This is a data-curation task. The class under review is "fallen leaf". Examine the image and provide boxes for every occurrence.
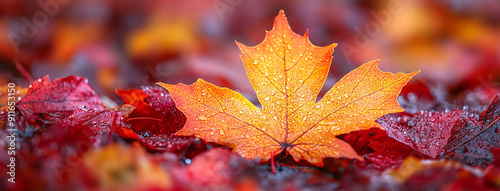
[54,108,130,145]
[116,86,188,152]
[158,10,418,165]
[17,76,105,124]
[365,135,421,170]
[378,110,462,158]
[83,143,172,190]
[445,96,500,166]
[116,86,186,138]
[338,128,386,156]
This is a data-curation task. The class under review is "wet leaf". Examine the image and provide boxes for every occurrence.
[365,135,420,170]
[83,143,172,190]
[378,110,462,158]
[116,86,187,151]
[159,11,418,166]
[55,108,130,144]
[17,76,105,124]
[445,96,500,166]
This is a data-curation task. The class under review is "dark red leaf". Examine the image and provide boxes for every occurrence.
[116,86,186,151]
[445,96,500,167]
[338,128,386,156]
[55,108,131,144]
[17,76,105,124]
[365,135,422,170]
[378,110,462,158]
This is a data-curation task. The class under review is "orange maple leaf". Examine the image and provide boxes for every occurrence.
[158,10,418,166]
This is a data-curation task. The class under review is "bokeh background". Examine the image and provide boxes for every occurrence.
[1,0,499,104]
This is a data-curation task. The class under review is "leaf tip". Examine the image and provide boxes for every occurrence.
[329,43,338,49]
[408,70,420,77]
[235,40,247,51]
[274,10,290,30]
[278,9,285,17]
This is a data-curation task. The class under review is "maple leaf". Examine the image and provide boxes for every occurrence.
[158,10,418,166]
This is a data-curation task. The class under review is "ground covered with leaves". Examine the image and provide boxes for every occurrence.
[1,74,500,190]
[1,10,500,191]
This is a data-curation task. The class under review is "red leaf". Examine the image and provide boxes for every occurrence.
[170,148,251,189]
[365,135,421,170]
[445,96,500,167]
[338,128,386,156]
[378,110,462,158]
[116,86,187,151]
[117,87,186,137]
[17,76,105,124]
[55,108,130,144]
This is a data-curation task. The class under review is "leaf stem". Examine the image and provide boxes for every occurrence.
[271,150,276,174]
[126,117,163,122]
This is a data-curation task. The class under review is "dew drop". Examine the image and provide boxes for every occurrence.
[197,116,207,121]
